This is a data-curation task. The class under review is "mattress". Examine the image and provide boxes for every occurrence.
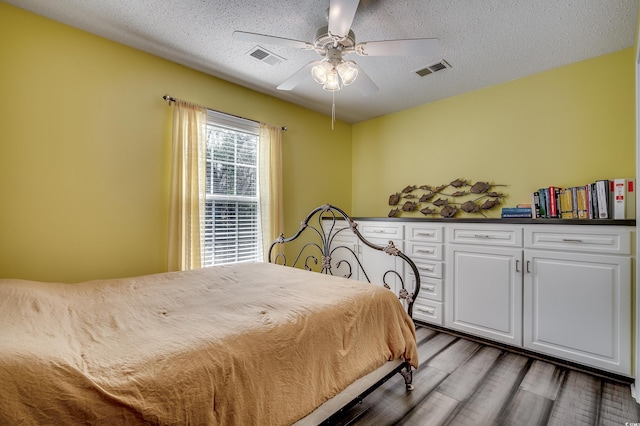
[0,262,418,425]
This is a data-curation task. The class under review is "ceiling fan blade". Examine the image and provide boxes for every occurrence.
[328,0,360,39]
[355,38,439,57]
[276,62,317,91]
[232,31,314,50]
[352,63,379,96]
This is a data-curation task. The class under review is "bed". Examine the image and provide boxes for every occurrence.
[0,204,421,425]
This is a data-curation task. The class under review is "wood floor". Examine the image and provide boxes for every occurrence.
[330,326,640,426]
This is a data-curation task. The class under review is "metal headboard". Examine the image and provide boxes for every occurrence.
[268,204,421,317]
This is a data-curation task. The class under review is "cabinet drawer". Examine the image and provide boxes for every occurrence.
[418,276,442,302]
[524,226,633,255]
[406,274,442,302]
[413,299,443,325]
[359,222,404,240]
[414,260,443,279]
[448,225,523,247]
[407,241,443,261]
[406,224,443,243]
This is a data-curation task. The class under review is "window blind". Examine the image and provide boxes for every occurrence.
[203,111,261,266]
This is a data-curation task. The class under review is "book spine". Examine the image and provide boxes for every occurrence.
[530,192,541,218]
[613,178,626,219]
[596,180,609,219]
[538,188,547,218]
[559,188,573,219]
[576,186,587,219]
[570,186,578,218]
[548,186,558,218]
[585,184,592,219]
[626,178,636,219]
[591,183,599,219]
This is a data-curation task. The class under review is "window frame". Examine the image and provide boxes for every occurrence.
[203,110,262,266]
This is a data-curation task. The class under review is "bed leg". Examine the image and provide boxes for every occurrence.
[400,364,414,391]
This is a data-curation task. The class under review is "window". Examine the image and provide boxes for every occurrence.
[204,110,261,266]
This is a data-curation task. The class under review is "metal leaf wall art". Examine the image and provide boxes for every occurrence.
[388,179,506,218]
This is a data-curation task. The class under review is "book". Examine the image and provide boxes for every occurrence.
[590,183,599,219]
[576,186,587,218]
[502,213,532,218]
[595,180,609,219]
[548,186,560,218]
[585,184,593,219]
[611,178,636,219]
[626,178,636,219]
[558,188,574,219]
[530,192,541,218]
[613,178,626,219]
[538,188,547,218]
[501,207,532,218]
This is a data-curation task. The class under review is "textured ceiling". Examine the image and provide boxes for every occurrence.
[4,0,638,123]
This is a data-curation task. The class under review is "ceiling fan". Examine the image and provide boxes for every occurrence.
[232,0,439,96]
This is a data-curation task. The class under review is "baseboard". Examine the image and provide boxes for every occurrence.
[415,320,634,385]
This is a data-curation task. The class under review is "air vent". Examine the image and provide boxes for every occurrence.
[247,46,284,66]
[414,60,451,77]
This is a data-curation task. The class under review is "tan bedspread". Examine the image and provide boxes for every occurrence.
[0,262,417,425]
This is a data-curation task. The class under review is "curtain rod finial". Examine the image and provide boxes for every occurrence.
[163,94,175,104]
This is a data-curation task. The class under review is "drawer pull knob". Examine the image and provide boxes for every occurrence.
[562,238,583,243]
[420,267,434,272]
[473,234,492,239]
[417,232,434,237]
[424,285,435,292]
[417,307,435,315]
[416,249,434,254]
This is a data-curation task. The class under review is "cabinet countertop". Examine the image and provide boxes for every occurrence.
[345,217,636,226]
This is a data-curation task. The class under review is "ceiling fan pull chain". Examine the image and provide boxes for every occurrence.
[332,91,336,130]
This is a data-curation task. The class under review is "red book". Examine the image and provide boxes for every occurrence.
[548,186,560,218]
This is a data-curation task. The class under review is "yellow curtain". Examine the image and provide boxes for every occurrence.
[259,123,284,262]
[168,101,207,271]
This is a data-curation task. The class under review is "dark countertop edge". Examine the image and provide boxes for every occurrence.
[327,217,636,226]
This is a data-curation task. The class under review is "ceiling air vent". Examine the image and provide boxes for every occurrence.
[414,60,451,77]
[247,46,284,66]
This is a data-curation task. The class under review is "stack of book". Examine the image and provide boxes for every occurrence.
[530,179,635,220]
[501,206,533,218]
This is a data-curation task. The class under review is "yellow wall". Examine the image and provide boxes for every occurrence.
[1,2,636,281]
[352,48,636,217]
[0,3,352,282]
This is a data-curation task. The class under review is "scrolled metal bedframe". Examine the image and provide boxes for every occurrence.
[268,204,421,424]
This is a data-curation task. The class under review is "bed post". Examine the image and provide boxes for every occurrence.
[400,363,414,391]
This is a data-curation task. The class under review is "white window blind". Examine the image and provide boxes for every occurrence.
[204,110,261,266]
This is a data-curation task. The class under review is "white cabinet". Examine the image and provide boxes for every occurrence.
[445,225,523,346]
[405,224,444,325]
[324,221,404,294]
[327,232,361,279]
[327,218,635,376]
[523,226,633,375]
[358,222,405,294]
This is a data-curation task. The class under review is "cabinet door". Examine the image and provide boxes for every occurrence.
[327,234,361,280]
[523,250,631,375]
[446,245,523,346]
[359,237,404,294]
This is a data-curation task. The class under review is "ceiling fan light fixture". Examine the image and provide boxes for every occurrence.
[311,61,332,84]
[323,69,341,91]
[336,60,358,85]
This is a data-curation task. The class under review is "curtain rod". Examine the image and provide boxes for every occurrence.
[162,95,287,131]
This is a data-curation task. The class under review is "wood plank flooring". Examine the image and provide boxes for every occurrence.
[330,326,640,426]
